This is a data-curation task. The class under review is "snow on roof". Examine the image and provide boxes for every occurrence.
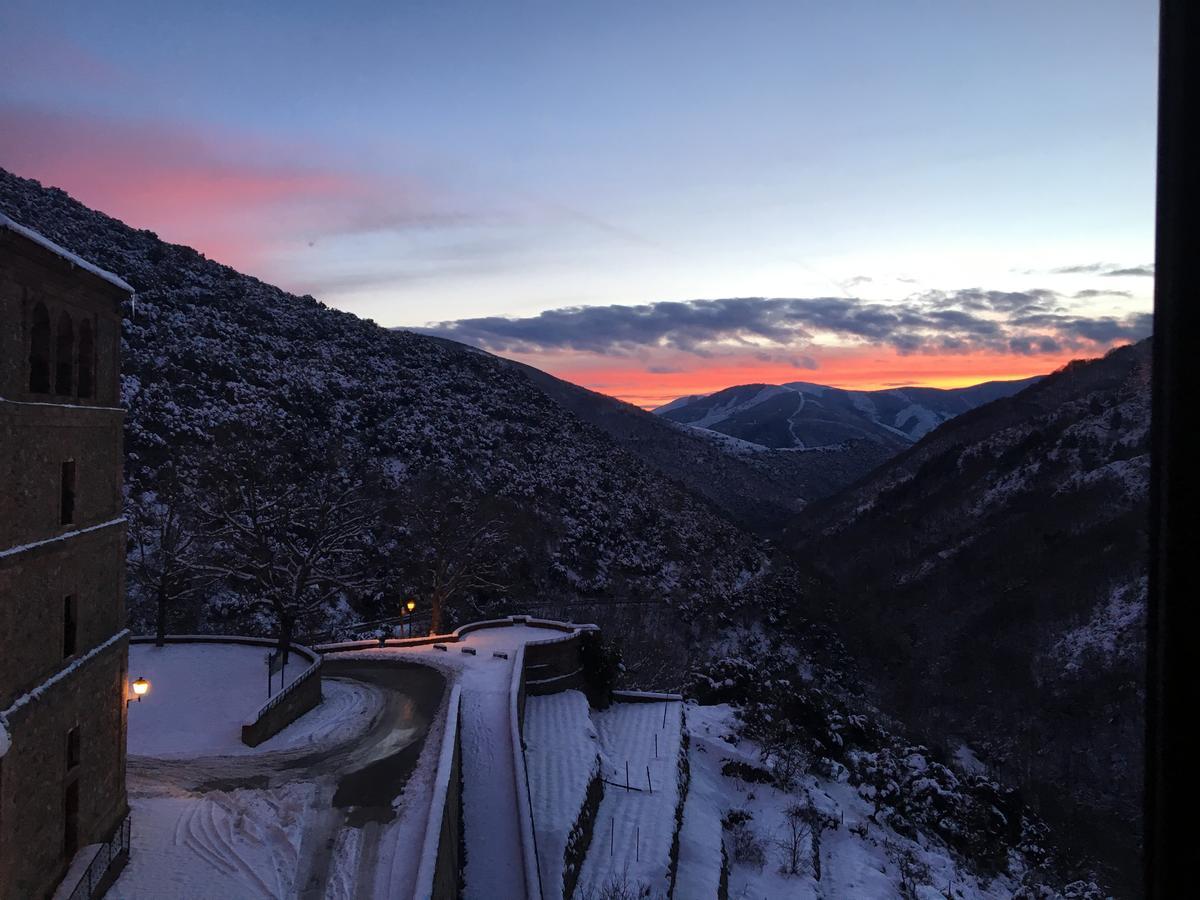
[0,212,134,294]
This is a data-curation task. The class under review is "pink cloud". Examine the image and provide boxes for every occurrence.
[0,105,454,273]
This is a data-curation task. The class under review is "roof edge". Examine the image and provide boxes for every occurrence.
[0,212,134,294]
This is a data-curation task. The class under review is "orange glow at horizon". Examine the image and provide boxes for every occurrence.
[505,346,1113,409]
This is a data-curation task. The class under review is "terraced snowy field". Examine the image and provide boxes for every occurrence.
[573,699,684,899]
[524,690,602,899]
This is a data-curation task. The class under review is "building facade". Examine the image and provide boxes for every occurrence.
[0,215,131,899]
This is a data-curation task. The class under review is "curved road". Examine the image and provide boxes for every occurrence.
[126,659,445,899]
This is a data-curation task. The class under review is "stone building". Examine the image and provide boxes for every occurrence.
[0,214,132,899]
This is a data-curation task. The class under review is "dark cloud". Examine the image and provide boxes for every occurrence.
[1074,289,1132,299]
[1048,262,1155,278]
[418,292,1151,360]
[1103,265,1155,278]
[1050,263,1110,275]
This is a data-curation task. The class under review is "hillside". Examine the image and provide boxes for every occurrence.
[656,377,1041,449]
[0,166,782,662]
[0,167,1133,895]
[792,340,1150,894]
[501,356,895,535]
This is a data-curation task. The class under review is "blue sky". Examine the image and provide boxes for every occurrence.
[0,0,1158,404]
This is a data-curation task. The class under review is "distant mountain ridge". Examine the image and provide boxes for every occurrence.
[654,376,1042,449]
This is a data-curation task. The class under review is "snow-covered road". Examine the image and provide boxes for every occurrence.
[113,652,446,900]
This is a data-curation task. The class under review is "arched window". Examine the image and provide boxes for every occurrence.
[28,302,51,393]
[55,311,74,396]
[77,319,95,399]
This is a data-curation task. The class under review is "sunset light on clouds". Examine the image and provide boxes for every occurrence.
[0,0,1156,407]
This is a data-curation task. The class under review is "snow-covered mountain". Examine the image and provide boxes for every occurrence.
[792,340,1150,896]
[500,354,896,536]
[0,166,779,652]
[0,167,1136,896]
[654,377,1042,449]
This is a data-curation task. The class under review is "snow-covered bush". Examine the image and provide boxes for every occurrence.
[721,809,766,869]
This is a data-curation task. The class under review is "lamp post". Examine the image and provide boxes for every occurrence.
[127,676,150,707]
[406,600,416,638]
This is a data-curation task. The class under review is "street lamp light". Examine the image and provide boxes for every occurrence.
[128,676,150,706]
[406,600,416,638]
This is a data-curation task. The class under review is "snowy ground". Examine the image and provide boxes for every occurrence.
[679,703,1020,900]
[113,625,596,900]
[573,700,683,899]
[113,643,442,900]
[128,642,311,757]
[525,690,601,899]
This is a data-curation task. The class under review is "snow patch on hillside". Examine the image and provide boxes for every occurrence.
[1055,578,1147,675]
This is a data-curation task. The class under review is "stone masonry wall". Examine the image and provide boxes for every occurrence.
[431,702,464,900]
[0,638,128,900]
[0,402,124,552]
[0,524,126,710]
[240,669,323,747]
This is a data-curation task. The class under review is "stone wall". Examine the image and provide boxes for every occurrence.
[0,637,128,900]
[0,402,124,551]
[240,665,323,748]
[0,224,129,900]
[413,683,464,900]
[0,524,126,709]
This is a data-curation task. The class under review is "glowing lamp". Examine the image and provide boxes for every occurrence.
[131,676,150,699]
[406,600,416,613]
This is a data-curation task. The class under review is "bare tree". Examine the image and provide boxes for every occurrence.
[776,802,812,876]
[126,469,215,646]
[398,479,510,634]
[200,464,382,654]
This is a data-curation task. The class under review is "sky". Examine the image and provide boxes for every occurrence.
[0,1,1157,408]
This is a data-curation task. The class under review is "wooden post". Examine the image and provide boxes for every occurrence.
[610,817,614,856]
[646,766,653,794]
[636,827,640,862]
[625,761,630,791]
[655,733,659,758]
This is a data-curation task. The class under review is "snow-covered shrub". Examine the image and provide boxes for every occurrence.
[721,809,766,870]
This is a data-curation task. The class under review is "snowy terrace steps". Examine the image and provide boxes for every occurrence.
[523,690,602,900]
[572,696,686,900]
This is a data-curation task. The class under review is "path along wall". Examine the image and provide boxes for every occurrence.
[317,615,599,900]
